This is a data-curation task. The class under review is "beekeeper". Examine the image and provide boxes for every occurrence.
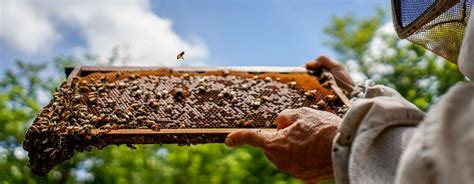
[225,1,474,183]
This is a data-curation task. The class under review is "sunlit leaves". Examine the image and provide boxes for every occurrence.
[324,7,466,110]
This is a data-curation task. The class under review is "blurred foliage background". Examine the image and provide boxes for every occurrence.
[0,9,467,184]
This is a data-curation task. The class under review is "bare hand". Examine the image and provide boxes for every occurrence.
[306,55,354,92]
[225,107,341,182]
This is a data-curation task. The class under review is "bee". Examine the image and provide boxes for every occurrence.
[80,80,88,86]
[73,95,82,101]
[198,76,208,82]
[219,88,231,98]
[155,92,163,98]
[29,126,39,134]
[251,98,262,108]
[150,101,159,107]
[182,73,190,79]
[321,81,332,88]
[106,98,114,104]
[99,76,107,83]
[151,124,161,131]
[317,100,327,109]
[165,104,173,113]
[136,90,143,95]
[118,82,126,88]
[288,81,297,89]
[197,86,206,93]
[167,123,176,128]
[43,148,54,153]
[143,120,154,126]
[89,97,97,103]
[177,51,185,60]
[173,88,184,99]
[128,75,138,80]
[223,70,230,76]
[137,116,146,121]
[101,124,112,130]
[304,90,318,98]
[231,97,238,104]
[324,94,337,101]
[126,144,137,149]
[110,124,119,130]
[265,121,273,128]
[106,83,116,88]
[264,76,272,82]
[244,120,254,127]
[219,123,229,128]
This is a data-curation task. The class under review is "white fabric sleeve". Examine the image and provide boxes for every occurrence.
[332,81,425,184]
[395,83,474,184]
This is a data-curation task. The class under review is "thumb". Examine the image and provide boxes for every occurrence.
[225,129,274,149]
[275,109,301,130]
[305,55,342,70]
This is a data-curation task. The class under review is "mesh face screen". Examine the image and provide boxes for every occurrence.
[399,0,436,27]
[395,0,472,62]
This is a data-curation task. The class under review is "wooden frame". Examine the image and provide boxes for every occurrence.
[64,66,349,144]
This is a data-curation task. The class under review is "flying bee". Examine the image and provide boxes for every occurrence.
[177,51,185,60]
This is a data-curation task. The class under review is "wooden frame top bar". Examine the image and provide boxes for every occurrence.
[65,66,308,78]
[92,128,276,135]
[59,65,350,144]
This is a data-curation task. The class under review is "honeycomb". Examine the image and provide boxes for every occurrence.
[23,67,347,176]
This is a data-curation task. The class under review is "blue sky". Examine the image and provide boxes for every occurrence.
[0,0,390,76]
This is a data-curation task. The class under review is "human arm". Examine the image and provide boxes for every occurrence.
[225,107,341,183]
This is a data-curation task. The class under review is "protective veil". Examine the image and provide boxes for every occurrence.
[459,8,474,79]
[392,0,472,63]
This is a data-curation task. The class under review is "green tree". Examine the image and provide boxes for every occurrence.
[324,8,467,110]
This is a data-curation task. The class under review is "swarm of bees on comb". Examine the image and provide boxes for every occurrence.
[23,67,349,176]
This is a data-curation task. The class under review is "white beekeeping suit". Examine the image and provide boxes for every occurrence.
[332,7,474,184]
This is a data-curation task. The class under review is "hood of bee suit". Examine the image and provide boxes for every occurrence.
[391,1,472,63]
[459,9,474,81]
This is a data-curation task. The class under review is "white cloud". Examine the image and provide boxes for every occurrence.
[0,0,60,54]
[1,0,209,66]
